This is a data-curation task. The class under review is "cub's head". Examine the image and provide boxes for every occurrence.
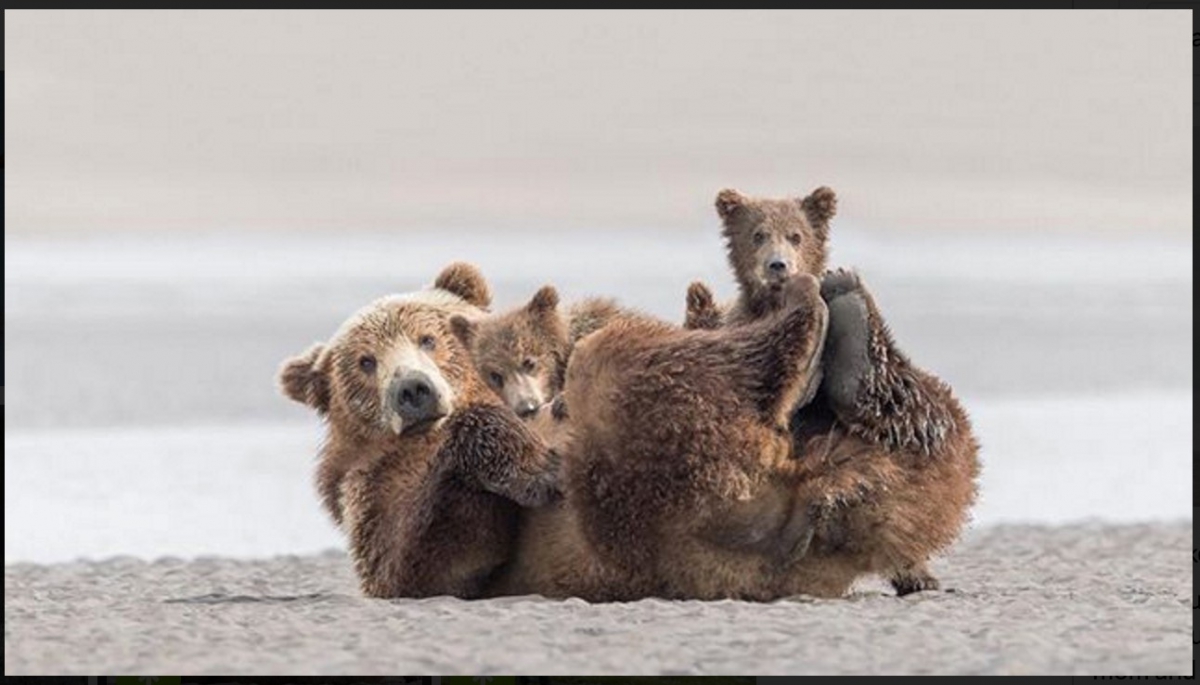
[279,264,489,438]
[715,186,837,296]
[470,285,569,419]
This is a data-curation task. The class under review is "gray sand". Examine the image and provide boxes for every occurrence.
[5,523,1191,675]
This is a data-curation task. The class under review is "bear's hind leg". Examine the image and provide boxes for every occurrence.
[698,483,816,569]
[818,269,956,455]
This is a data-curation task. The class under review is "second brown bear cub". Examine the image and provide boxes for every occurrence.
[279,263,560,598]
[688,188,981,596]
[470,286,645,420]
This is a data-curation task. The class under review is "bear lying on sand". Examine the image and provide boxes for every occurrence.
[494,275,831,601]
[279,263,560,598]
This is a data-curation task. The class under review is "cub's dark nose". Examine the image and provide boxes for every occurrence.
[515,398,540,418]
[768,259,789,274]
[390,371,442,423]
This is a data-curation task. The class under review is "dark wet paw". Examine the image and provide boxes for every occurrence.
[820,288,871,412]
[891,572,941,597]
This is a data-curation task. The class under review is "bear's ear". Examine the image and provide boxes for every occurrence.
[279,343,332,413]
[433,261,492,309]
[799,186,837,240]
[449,315,477,349]
[526,285,560,317]
[715,188,748,221]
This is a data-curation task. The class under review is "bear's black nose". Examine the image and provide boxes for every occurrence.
[768,259,789,273]
[390,371,443,424]
[515,398,540,418]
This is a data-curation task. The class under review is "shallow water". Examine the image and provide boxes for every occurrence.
[3,229,1193,563]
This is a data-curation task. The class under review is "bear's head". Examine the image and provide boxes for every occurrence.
[279,263,491,439]
[715,186,837,298]
[470,285,569,419]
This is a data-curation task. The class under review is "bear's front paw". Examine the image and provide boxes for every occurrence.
[684,281,722,330]
[515,449,563,507]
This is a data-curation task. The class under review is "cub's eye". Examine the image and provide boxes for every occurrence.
[752,231,767,245]
[788,233,802,245]
[489,371,505,388]
[358,355,377,374]
[521,358,537,373]
[418,335,436,351]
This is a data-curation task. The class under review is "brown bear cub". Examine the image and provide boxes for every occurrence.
[685,187,981,597]
[470,285,571,419]
[470,285,651,420]
[279,263,560,598]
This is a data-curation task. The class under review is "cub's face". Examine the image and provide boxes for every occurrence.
[715,187,838,294]
[471,286,568,419]
[281,295,481,438]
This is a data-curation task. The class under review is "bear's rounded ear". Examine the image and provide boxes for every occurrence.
[433,261,492,309]
[449,315,477,349]
[527,285,560,315]
[715,188,748,221]
[799,186,837,239]
[279,343,332,414]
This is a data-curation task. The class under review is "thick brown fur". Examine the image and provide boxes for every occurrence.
[496,276,832,601]
[279,264,558,598]
[680,188,981,597]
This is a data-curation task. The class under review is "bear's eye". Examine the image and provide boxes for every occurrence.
[358,355,377,375]
[522,358,537,373]
[788,233,802,245]
[489,371,505,388]
[752,231,767,245]
[418,335,436,351]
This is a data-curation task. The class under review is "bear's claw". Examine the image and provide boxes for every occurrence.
[819,268,864,303]
[891,569,941,597]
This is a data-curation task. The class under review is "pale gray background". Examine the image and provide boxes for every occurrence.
[4,8,1192,560]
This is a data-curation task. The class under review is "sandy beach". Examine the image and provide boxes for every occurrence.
[4,523,1191,675]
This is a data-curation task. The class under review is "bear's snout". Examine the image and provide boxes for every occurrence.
[765,255,793,281]
[389,371,445,427]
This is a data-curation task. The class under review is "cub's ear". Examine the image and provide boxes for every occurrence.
[433,261,492,309]
[684,281,722,330]
[799,186,837,240]
[715,188,748,221]
[449,315,477,349]
[279,343,332,413]
[527,285,560,316]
